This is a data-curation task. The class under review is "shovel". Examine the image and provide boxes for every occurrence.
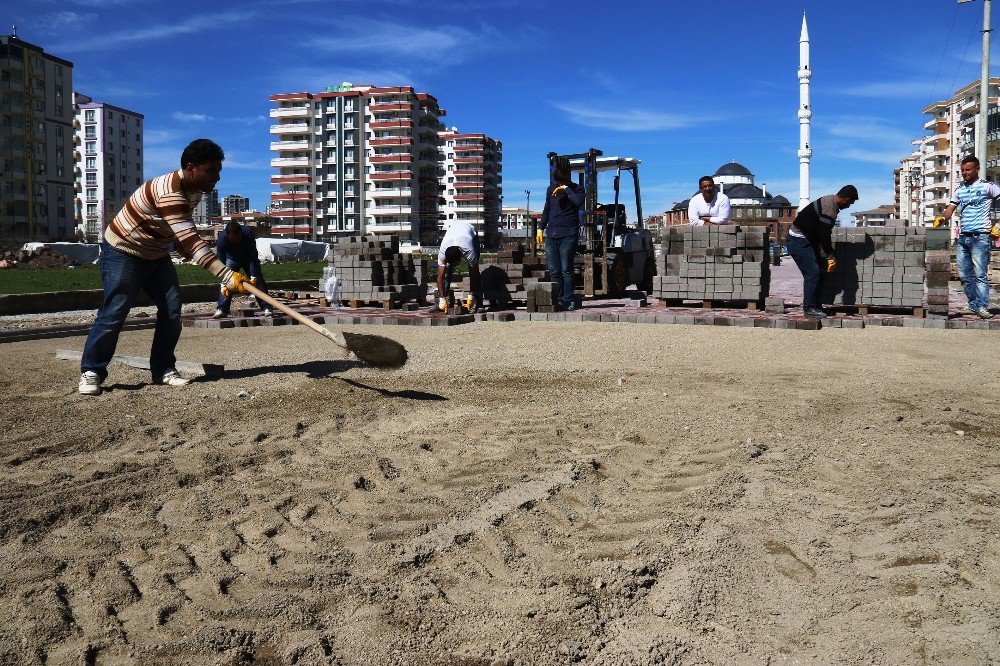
[242,283,408,369]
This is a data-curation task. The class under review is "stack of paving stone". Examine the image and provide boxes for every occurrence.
[651,225,771,304]
[923,228,950,317]
[818,226,925,310]
[329,235,428,307]
[460,241,548,307]
[526,281,558,313]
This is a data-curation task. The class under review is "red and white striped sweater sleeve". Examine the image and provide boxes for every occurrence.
[157,173,233,282]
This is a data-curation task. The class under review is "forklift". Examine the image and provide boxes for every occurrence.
[538,148,655,297]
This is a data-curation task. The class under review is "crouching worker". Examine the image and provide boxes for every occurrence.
[436,220,482,313]
[78,139,252,396]
[213,220,271,318]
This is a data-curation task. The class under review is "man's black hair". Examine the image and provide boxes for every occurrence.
[181,139,225,168]
[837,184,859,200]
[225,220,242,236]
[698,176,715,186]
[553,166,571,185]
[961,155,980,167]
[444,246,463,264]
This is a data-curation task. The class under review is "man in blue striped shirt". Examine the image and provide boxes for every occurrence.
[938,155,1000,319]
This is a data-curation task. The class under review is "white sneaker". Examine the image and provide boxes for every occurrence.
[261,308,273,317]
[78,371,102,396]
[211,309,226,319]
[976,308,994,320]
[157,370,190,386]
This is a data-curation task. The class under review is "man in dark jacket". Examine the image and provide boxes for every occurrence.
[539,165,585,310]
[213,221,271,317]
[785,185,858,318]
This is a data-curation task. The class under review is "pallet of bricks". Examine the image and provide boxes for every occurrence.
[651,225,771,308]
[460,241,549,308]
[819,226,925,315]
[329,235,429,309]
[923,228,950,318]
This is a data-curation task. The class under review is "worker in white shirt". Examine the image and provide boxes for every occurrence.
[436,221,482,313]
[687,176,731,226]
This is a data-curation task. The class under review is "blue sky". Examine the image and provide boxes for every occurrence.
[8,0,999,221]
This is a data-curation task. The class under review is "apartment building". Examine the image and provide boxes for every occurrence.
[915,78,1000,223]
[439,127,501,244]
[894,152,921,225]
[193,188,220,225]
[73,92,143,241]
[221,193,249,216]
[0,35,75,244]
[269,83,501,245]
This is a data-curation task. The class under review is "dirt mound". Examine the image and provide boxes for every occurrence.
[0,248,80,270]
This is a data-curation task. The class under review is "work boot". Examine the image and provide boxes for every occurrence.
[804,307,828,319]
[78,371,102,396]
[212,309,226,319]
[155,370,190,387]
[976,307,994,320]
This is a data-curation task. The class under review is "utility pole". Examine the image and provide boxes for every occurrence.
[962,0,993,163]
[524,189,530,228]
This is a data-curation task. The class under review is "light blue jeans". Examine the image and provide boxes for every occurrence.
[955,233,992,311]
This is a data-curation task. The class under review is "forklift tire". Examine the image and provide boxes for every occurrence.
[608,259,628,297]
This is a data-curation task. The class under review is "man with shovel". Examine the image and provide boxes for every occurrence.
[77,139,252,396]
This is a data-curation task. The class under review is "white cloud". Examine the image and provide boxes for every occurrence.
[552,102,699,132]
[837,80,935,98]
[50,9,259,52]
[172,112,211,122]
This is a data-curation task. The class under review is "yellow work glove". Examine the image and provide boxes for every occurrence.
[535,230,543,245]
[464,293,481,314]
[221,273,254,299]
[826,257,837,273]
[991,223,1000,239]
[552,185,567,198]
[437,297,448,313]
[933,216,946,229]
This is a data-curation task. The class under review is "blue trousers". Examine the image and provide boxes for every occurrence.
[786,235,824,310]
[216,259,267,312]
[955,233,992,311]
[545,235,578,307]
[81,243,182,381]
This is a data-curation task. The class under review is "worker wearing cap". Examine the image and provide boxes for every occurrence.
[785,185,858,319]
[687,176,731,226]
[538,165,585,311]
[436,220,482,313]
[934,155,1000,319]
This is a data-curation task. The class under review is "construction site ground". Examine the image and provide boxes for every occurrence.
[1,312,999,664]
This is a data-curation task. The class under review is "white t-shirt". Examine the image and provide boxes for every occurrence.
[687,192,731,226]
[437,221,479,266]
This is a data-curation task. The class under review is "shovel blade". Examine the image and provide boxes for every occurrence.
[342,332,408,369]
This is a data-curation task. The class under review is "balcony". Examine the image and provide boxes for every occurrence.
[370,154,412,164]
[271,192,312,201]
[270,156,310,168]
[369,137,413,147]
[270,140,310,151]
[270,106,310,119]
[369,120,413,129]
[453,157,484,165]
[370,188,412,197]
[271,174,312,184]
[369,102,413,112]
[271,209,312,218]
[370,206,414,215]
[453,144,484,152]
[270,123,309,134]
[1,58,23,72]
[370,171,413,181]
[454,182,484,189]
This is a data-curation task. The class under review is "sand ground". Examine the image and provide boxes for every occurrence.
[0,321,998,665]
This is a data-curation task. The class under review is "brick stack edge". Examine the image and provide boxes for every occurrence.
[462,241,549,307]
[924,228,950,317]
[329,235,429,305]
[819,227,925,309]
[651,225,771,302]
[526,281,558,313]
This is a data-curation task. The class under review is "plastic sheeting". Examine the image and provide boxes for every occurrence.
[255,238,329,264]
[21,242,101,263]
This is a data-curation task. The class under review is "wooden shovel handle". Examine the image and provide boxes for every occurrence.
[242,282,348,351]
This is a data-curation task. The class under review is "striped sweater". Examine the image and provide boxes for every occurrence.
[104,170,232,281]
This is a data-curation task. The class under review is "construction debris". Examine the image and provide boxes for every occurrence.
[1,248,80,269]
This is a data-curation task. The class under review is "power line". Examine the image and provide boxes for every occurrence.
[931,5,961,100]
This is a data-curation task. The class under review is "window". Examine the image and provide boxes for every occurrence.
[85,141,96,154]
[107,141,113,151]
[85,126,96,138]
[57,186,65,201]
[56,126,63,138]
[120,129,125,139]
[86,157,96,169]
[87,204,97,215]
[86,188,96,200]
[36,163,46,175]
[86,173,96,185]
[35,100,45,111]
[34,78,44,91]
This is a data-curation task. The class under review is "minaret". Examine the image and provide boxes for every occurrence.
[798,11,812,210]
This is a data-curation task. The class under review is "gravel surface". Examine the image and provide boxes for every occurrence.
[0,321,998,664]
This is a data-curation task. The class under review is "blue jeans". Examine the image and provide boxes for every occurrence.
[955,233,992,311]
[545,235,578,307]
[217,259,267,312]
[81,243,182,381]
[786,235,824,310]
